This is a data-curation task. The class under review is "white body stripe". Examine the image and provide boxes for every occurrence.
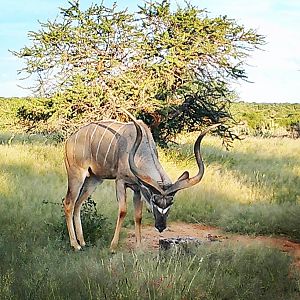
[103,124,126,165]
[95,121,116,161]
[73,131,79,163]
[90,125,98,161]
[82,127,89,158]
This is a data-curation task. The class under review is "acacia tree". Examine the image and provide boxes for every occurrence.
[13,0,264,144]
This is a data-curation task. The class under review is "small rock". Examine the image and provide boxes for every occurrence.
[205,233,222,242]
[159,237,203,251]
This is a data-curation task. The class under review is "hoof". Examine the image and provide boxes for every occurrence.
[110,247,117,254]
[79,241,86,248]
[72,244,82,251]
[110,241,117,254]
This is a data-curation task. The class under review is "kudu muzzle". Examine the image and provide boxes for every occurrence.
[152,202,171,233]
[154,212,167,232]
[141,187,173,233]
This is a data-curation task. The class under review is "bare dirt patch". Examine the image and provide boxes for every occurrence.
[125,222,300,269]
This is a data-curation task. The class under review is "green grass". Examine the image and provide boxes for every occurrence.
[0,135,299,299]
[1,243,298,300]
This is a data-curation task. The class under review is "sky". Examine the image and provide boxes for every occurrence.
[0,0,300,103]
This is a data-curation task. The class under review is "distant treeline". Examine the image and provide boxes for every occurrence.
[0,97,299,138]
[231,102,300,138]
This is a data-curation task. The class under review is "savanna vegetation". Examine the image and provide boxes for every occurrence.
[231,102,300,138]
[2,96,299,139]
[0,128,299,299]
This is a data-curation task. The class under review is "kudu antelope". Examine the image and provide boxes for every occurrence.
[63,111,219,252]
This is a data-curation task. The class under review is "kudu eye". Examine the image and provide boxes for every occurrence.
[153,194,161,202]
[165,195,174,203]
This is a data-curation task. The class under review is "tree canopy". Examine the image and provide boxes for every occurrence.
[13,0,265,145]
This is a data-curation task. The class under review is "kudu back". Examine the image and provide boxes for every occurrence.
[63,113,219,252]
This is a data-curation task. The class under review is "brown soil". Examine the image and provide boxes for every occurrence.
[125,222,300,269]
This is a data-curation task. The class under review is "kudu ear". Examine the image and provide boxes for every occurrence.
[177,171,190,181]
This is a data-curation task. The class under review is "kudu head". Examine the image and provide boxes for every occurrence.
[124,110,220,232]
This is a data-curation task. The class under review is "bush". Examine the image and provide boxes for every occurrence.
[46,197,112,248]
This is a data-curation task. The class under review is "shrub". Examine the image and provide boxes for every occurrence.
[45,197,112,248]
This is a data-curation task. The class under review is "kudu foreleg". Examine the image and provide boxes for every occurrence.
[63,176,85,251]
[133,190,143,247]
[110,180,127,253]
[73,176,101,247]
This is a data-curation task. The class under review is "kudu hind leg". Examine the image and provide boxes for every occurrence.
[64,175,85,250]
[110,180,127,253]
[73,176,101,247]
[133,190,143,247]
